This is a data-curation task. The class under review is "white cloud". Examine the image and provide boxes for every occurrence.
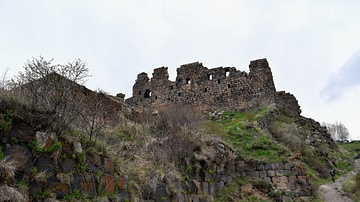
[321,49,360,101]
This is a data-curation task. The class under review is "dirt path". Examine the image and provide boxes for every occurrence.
[319,159,360,202]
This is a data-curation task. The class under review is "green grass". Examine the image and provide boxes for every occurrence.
[338,141,360,158]
[215,177,294,202]
[206,109,290,163]
[64,189,88,201]
[226,127,288,162]
[214,177,254,202]
[255,107,274,119]
[341,171,360,200]
[335,157,354,173]
[28,139,62,153]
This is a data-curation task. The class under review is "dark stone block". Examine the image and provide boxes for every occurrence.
[117,176,128,190]
[29,181,45,197]
[50,182,70,198]
[277,163,285,170]
[151,183,167,200]
[100,174,116,195]
[35,154,55,173]
[81,175,97,197]
[104,158,115,174]
[4,144,32,172]
[118,191,130,202]
[257,163,264,171]
[9,122,35,143]
[61,158,75,173]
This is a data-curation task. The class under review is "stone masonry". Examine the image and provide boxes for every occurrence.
[126,59,301,117]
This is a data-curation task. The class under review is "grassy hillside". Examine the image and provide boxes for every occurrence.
[338,141,360,159]
[200,108,353,201]
[0,87,354,201]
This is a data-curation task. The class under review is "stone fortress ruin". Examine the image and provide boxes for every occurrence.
[125,58,301,117]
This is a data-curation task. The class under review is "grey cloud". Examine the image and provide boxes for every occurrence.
[321,49,360,101]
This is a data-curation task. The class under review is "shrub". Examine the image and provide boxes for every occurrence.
[351,172,360,194]
[270,121,302,151]
[96,106,208,200]
[14,56,90,135]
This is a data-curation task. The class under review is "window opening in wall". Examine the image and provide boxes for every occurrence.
[207,74,213,80]
[138,91,142,95]
[155,95,157,100]
[186,78,191,84]
[144,89,151,98]
[178,92,181,96]
[170,85,173,90]
[204,88,207,92]
[228,84,231,89]
[225,70,230,77]
[218,79,221,84]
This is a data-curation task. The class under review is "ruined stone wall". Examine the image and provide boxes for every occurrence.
[276,91,302,117]
[140,141,312,202]
[126,59,283,113]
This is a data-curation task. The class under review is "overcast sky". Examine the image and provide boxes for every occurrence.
[1,0,360,139]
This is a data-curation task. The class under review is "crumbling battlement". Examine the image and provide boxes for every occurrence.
[125,58,301,116]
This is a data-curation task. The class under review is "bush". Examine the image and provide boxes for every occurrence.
[352,172,360,194]
[270,121,302,151]
[301,147,329,179]
[13,56,90,135]
[140,107,206,164]
[96,106,208,199]
[342,171,360,200]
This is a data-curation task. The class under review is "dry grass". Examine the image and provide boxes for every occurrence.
[0,185,26,202]
[94,107,214,200]
[270,121,302,151]
[0,157,17,182]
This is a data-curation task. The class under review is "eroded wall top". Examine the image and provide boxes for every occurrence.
[125,58,301,116]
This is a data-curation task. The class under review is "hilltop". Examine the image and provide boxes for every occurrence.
[0,58,355,201]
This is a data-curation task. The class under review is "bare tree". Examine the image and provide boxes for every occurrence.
[14,56,90,135]
[323,121,350,142]
[80,89,112,141]
[322,122,336,140]
[336,121,350,142]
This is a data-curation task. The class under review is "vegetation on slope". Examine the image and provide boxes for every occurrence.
[338,141,360,159]
[338,141,360,201]
[0,59,355,201]
[0,86,354,201]
[204,110,290,163]
[202,108,353,201]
